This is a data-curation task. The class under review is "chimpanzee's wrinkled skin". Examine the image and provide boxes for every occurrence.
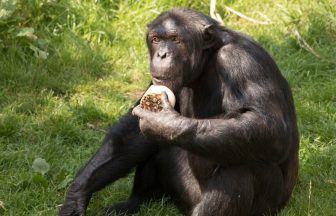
[60,8,299,216]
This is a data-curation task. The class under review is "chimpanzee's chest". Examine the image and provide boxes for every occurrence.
[177,86,223,188]
[177,86,224,119]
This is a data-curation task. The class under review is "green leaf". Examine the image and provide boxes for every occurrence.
[32,158,50,175]
[32,174,48,187]
[57,175,73,190]
[37,49,49,59]
[29,44,49,59]
[17,27,38,40]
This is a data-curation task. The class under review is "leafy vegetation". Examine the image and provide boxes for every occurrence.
[0,0,335,215]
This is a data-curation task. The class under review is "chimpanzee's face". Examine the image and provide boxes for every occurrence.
[147,16,202,94]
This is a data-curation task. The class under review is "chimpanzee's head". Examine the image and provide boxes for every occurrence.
[146,8,222,94]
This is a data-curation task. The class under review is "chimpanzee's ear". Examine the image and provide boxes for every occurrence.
[202,24,218,49]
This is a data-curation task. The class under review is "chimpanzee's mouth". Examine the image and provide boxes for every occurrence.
[152,76,170,84]
[151,77,176,92]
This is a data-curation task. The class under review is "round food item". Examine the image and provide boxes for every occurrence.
[140,85,176,112]
[140,93,163,112]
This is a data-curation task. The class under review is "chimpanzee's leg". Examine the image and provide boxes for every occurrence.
[59,114,159,216]
[191,165,283,216]
[154,148,202,215]
[250,164,284,216]
[191,167,254,216]
[104,156,162,215]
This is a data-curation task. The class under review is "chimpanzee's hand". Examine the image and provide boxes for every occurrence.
[132,92,185,142]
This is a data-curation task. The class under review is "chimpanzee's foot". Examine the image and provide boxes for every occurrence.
[103,198,140,216]
[59,190,90,216]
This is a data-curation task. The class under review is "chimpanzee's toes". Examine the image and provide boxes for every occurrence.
[103,199,140,216]
[59,195,89,216]
[59,203,81,216]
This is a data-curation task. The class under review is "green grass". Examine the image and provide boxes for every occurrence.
[0,0,335,215]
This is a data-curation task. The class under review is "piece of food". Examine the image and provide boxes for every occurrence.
[140,93,163,112]
[140,85,176,112]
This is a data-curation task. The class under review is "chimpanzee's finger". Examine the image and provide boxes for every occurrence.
[160,91,171,109]
[132,105,146,118]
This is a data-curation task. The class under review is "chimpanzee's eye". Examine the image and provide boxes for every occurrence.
[152,36,160,43]
[171,36,179,43]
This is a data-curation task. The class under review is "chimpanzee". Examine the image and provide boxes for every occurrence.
[60,8,299,216]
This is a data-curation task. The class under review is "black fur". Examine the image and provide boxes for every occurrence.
[60,8,299,216]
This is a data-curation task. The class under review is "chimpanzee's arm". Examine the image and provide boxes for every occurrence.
[171,111,288,165]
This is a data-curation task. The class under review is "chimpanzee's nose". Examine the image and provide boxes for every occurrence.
[157,50,168,59]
